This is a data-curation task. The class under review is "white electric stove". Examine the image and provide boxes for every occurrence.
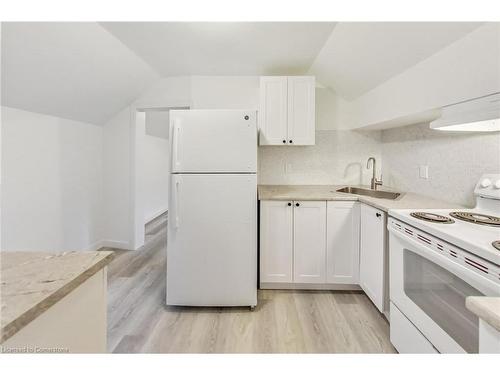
[388,174,500,354]
[389,173,500,264]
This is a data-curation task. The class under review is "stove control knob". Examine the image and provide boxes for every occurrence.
[480,178,492,188]
[494,180,500,189]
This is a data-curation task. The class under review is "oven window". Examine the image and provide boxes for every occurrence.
[404,250,483,353]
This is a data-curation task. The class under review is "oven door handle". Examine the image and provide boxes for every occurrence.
[388,225,499,295]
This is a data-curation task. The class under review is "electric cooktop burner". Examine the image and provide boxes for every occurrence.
[493,241,500,251]
[410,212,455,224]
[449,212,500,227]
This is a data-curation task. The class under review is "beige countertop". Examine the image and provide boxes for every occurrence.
[258,185,461,212]
[466,297,500,331]
[0,250,114,343]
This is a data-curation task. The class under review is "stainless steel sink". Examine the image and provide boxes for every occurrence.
[336,186,401,200]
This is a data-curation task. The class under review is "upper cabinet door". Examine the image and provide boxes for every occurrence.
[287,76,315,146]
[326,201,360,284]
[258,77,288,145]
[293,201,326,284]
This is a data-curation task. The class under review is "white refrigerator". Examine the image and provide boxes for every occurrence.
[166,109,258,308]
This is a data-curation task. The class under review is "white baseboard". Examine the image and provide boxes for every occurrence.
[87,239,132,251]
[99,240,132,250]
[259,282,362,291]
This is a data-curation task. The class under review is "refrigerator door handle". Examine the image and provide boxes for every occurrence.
[172,120,181,171]
[174,176,181,229]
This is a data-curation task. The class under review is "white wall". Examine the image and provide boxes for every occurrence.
[315,87,355,130]
[102,107,132,249]
[352,23,500,129]
[1,106,104,251]
[381,123,500,207]
[190,76,259,109]
[145,110,170,139]
[143,134,169,222]
[134,76,192,108]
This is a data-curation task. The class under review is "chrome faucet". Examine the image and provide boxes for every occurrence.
[366,157,383,190]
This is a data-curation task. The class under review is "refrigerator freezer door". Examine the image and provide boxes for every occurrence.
[170,110,257,173]
[167,173,257,306]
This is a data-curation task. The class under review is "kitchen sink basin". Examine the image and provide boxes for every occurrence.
[336,186,401,200]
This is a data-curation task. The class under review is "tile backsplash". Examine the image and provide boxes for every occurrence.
[381,123,500,207]
[258,124,500,208]
[258,130,382,186]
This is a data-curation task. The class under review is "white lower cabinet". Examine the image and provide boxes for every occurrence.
[293,201,326,283]
[326,201,360,284]
[260,200,293,283]
[359,203,387,312]
[260,199,360,288]
[260,199,388,312]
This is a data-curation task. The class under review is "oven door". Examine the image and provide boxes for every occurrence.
[389,222,500,353]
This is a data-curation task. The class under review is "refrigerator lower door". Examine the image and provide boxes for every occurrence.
[170,109,257,173]
[167,173,257,306]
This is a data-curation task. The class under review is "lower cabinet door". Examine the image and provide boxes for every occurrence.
[359,203,386,312]
[326,201,360,284]
[293,201,327,283]
[260,200,293,283]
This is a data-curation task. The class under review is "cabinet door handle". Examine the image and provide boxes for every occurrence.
[295,203,300,207]
[289,140,293,144]
[282,139,286,144]
[287,202,292,206]
[376,212,381,217]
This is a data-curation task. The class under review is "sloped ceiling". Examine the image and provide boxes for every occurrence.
[100,22,336,76]
[1,22,159,125]
[309,22,483,100]
[1,22,486,125]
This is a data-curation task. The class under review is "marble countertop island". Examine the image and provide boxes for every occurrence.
[1,250,114,343]
[258,184,462,212]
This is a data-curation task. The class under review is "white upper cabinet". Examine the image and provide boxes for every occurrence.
[359,203,386,312]
[326,201,360,284]
[293,201,326,284]
[259,76,315,146]
[260,200,293,283]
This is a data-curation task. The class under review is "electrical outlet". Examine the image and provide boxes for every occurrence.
[419,165,429,179]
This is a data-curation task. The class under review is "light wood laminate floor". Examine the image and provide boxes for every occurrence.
[104,213,395,353]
